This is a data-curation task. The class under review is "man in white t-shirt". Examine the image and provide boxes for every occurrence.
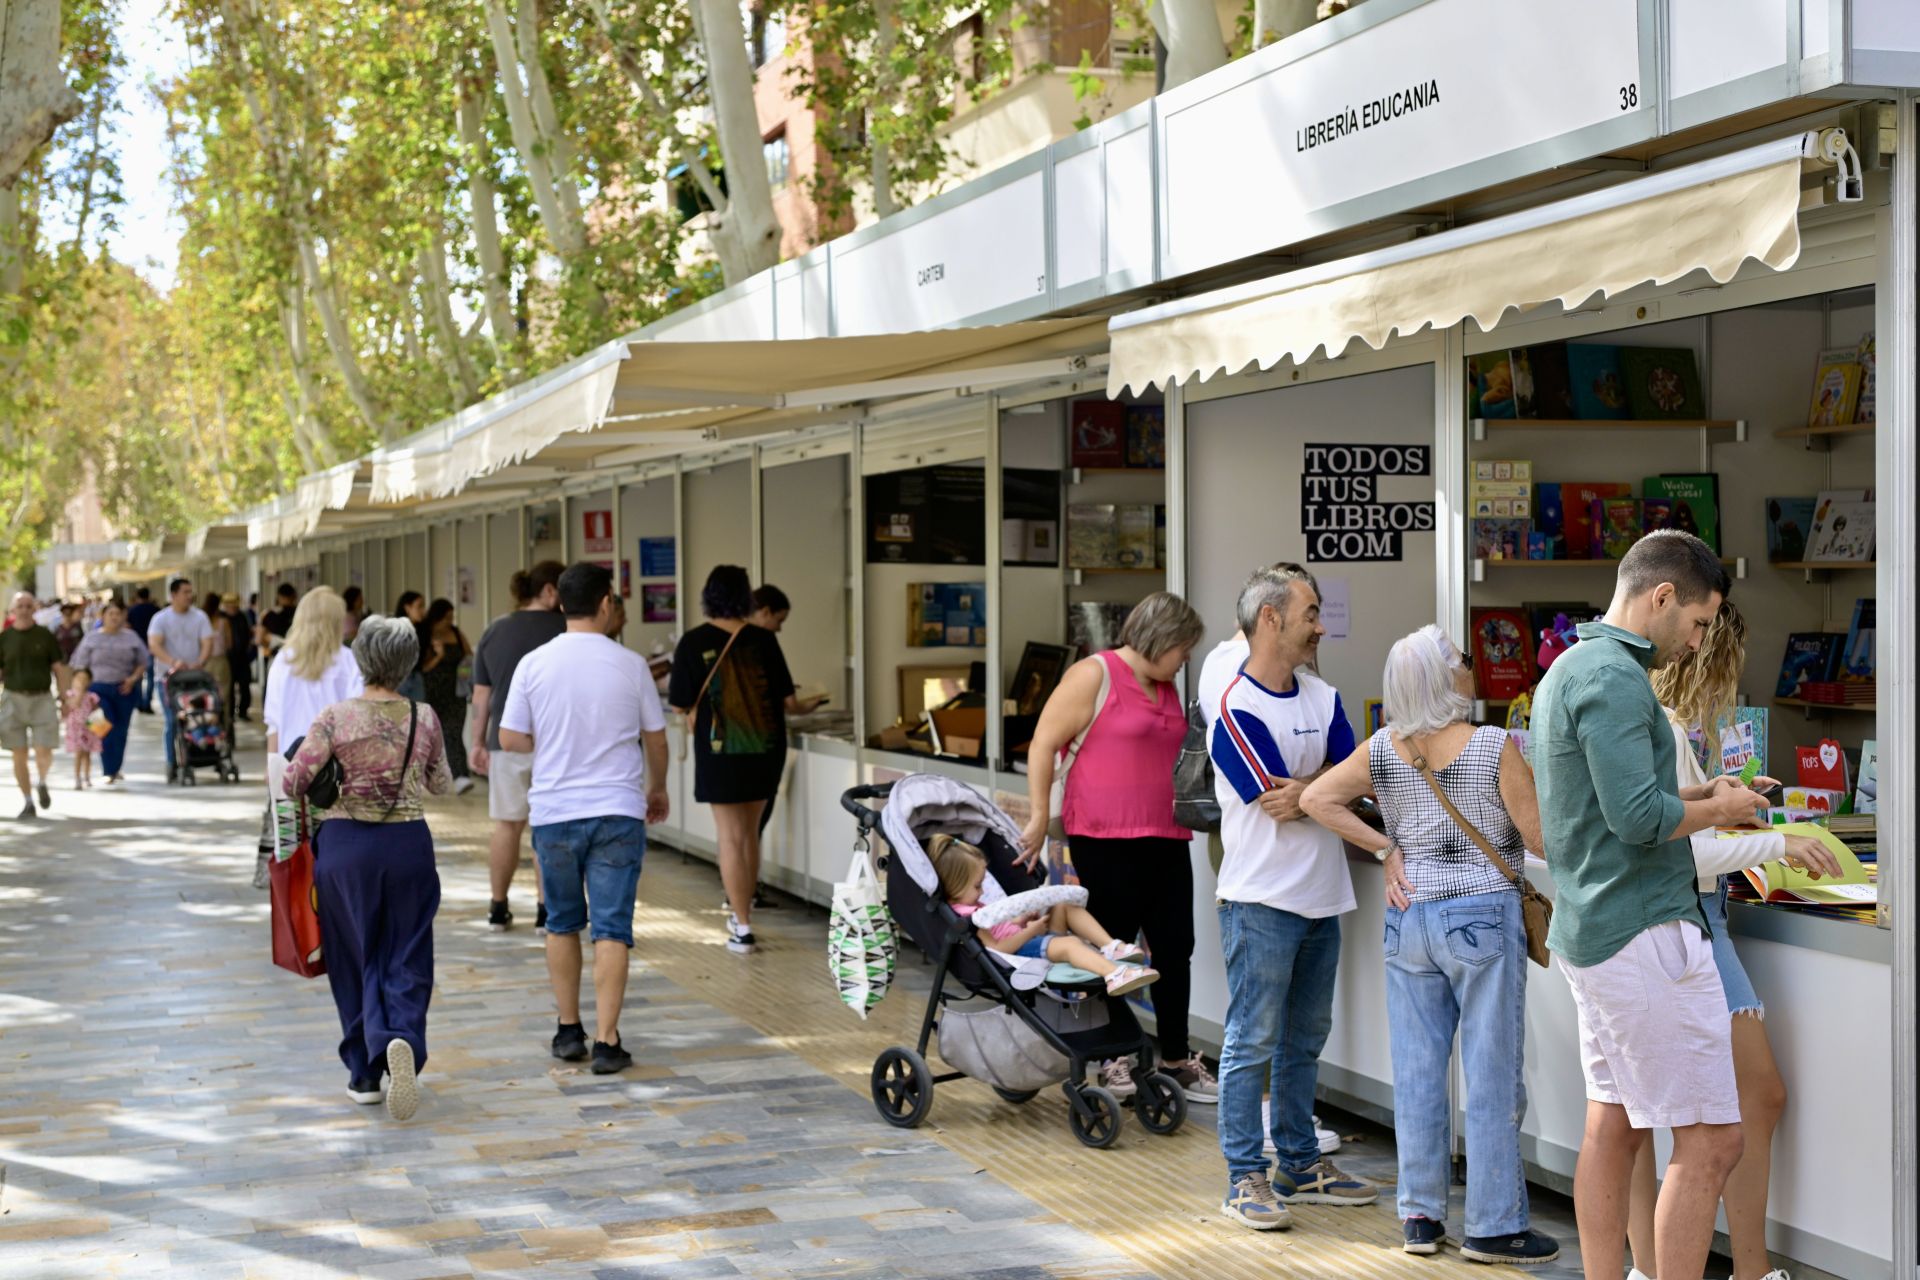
[499,563,668,1076]
[147,576,215,784]
[1204,563,1375,1231]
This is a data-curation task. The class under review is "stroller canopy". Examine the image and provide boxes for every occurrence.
[880,774,1027,902]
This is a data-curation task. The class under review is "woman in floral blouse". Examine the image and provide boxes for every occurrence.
[285,614,452,1122]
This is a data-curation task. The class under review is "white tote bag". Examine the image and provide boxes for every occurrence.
[828,844,898,1019]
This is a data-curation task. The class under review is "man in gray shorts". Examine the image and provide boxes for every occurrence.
[470,560,566,931]
[1531,532,1774,1280]
[0,593,71,819]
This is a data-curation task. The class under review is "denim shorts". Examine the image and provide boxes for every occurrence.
[532,816,646,947]
[1015,931,1065,961]
[1703,879,1763,1017]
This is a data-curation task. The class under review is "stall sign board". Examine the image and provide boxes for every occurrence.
[639,537,676,578]
[582,510,613,556]
[1301,443,1434,563]
[1160,0,1650,278]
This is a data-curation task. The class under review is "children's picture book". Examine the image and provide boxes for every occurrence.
[1842,597,1876,679]
[1718,706,1768,778]
[1469,607,1534,701]
[1854,331,1877,423]
[1472,518,1531,561]
[1561,482,1632,557]
[1856,739,1879,814]
[1737,824,1872,905]
[1533,483,1567,558]
[1764,496,1817,562]
[1566,345,1629,419]
[1512,345,1575,419]
[1594,498,1641,560]
[1115,504,1157,568]
[1775,632,1841,697]
[1643,474,1720,552]
[1124,404,1166,468]
[1795,737,1851,792]
[1527,531,1553,559]
[1069,401,1127,468]
[1620,347,1705,420]
[1807,346,1863,427]
[1640,497,1672,534]
[1066,504,1118,568]
[1470,351,1517,418]
[1802,491,1875,562]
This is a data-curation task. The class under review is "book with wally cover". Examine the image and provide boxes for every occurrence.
[1775,632,1840,697]
[1643,474,1720,551]
[1620,347,1705,419]
[1469,607,1534,701]
[1803,492,1875,562]
[1842,597,1876,679]
[1124,404,1166,468]
[1807,347,1863,427]
[1069,401,1126,468]
[1765,496,1817,562]
[1593,498,1641,560]
[1512,346,1575,419]
[1562,482,1632,557]
[1718,706,1767,778]
[1566,345,1629,419]
[1795,737,1850,792]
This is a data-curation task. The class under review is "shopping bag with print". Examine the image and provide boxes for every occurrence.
[270,801,326,979]
[828,843,897,1018]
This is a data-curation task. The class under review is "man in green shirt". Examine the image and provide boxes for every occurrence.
[1531,531,1770,1280]
[0,592,72,819]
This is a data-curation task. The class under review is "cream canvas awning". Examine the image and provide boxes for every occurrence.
[1108,131,1853,395]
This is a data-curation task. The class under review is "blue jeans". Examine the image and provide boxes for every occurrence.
[160,672,179,769]
[140,651,156,710]
[1217,900,1341,1178]
[1385,890,1530,1237]
[533,816,646,946]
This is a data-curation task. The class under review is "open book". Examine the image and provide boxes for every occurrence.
[1733,823,1874,905]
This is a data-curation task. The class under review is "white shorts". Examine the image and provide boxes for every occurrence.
[487,750,534,822]
[1559,920,1740,1130]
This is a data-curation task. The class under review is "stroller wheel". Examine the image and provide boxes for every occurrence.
[1066,1083,1124,1149]
[992,1085,1039,1105]
[1133,1071,1188,1136]
[871,1047,933,1128]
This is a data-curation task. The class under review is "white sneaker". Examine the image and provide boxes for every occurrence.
[453,776,474,795]
[726,911,757,955]
[1260,1101,1342,1155]
[1100,1057,1138,1099]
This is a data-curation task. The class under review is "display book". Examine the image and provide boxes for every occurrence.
[1472,464,1721,561]
[1467,342,1702,420]
[1804,331,1876,427]
[1723,729,1879,921]
[1773,597,1874,705]
[905,582,986,647]
[1069,401,1165,469]
[1067,503,1164,569]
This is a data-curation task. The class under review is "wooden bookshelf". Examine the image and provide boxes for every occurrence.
[1775,697,1876,716]
[1471,417,1746,441]
[1477,557,1740,569]
[1774,420,1874,440]
[1070,566,1165,575]
[1073,467,1165,475]
[1771,560,1875,572]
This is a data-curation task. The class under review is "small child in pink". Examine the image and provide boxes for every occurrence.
[928,834,1159,997]
[63,668,102,788]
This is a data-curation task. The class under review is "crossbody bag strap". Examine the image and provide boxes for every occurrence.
[378,700,418,824]
[1058,653,1113,780]
[1405,733,1519,885]
[692,625,745,714]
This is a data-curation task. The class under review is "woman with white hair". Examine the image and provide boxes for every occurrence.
[254,588,363,888]
[285,615,452,1121]
[1301,624,1559,1266]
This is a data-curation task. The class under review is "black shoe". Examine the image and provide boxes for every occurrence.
[1403,1217,1445,1255]
[534,902,548,935]
[488,900,513,931]
[753,888,779,910]
[166,766,179,785]
[551,1021,588,1062]
[1460,1229,1559,1266]
[591,1038,633,1074]
[15,801,33,821]
[346,1075,384,1105]
[35,782,50,809]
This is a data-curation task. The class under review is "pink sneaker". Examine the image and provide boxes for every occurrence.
[1104,964,1159,997]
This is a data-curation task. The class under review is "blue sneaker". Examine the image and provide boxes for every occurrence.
[1461,1228,1560,1266]
[1222,1172,1293,1230]
[1404,1217,1446,1255]
[1274,1158,1378,1206]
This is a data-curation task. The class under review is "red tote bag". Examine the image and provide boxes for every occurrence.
[270,801,326,978]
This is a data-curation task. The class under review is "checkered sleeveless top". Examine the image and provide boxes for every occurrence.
[1367,725,1523,903]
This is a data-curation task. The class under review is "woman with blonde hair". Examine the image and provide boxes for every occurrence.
[1627,600,1842,1280]
[252,588,364,887]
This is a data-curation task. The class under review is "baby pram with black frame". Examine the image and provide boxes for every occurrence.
[167,668,239,786]
[841,774,1186,1149]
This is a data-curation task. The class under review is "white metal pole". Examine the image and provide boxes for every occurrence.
[984,394,1003,768]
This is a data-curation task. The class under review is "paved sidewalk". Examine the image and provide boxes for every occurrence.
[0,713,1151,1279]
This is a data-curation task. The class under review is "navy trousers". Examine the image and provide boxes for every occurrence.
[313,818,440,1081]
[90,682,136,777]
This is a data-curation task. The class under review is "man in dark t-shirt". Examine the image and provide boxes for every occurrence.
[126,588,159,712]
[256,583,297,670]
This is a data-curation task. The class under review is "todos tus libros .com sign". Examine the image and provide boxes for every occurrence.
[1301,443,1434,563]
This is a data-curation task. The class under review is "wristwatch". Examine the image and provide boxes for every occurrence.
[1372,840,1396,862]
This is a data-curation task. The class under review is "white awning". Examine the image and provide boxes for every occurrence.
[246,463,361,549]
[1108,131,1848,395]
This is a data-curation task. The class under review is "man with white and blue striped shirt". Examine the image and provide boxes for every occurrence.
[1203,564,1376,1230]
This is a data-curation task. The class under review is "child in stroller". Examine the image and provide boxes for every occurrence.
[929,835,1160,998]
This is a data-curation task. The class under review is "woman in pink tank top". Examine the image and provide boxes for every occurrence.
[1020,591,1214,1102]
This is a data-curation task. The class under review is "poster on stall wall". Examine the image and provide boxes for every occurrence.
[1318,578,1350,640]
[583,510,613,556]
[642,583,677,623]
[639,537,676,578]
[589,560,632,598]
[457,565,476,606]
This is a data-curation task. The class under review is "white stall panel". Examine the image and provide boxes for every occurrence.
[1106,125,1155,281]
[1669,0,1787,98]
[1053,148,1104,288]
[1802,0,1830,57]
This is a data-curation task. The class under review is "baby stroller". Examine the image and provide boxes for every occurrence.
[168,669,239,786]
[842,775,1186,1149]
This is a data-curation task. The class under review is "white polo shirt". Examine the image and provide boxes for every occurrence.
[499,631,668,827]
